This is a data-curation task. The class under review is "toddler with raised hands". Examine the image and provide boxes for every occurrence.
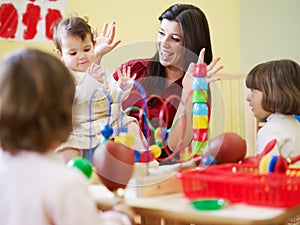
[53,16,146,162]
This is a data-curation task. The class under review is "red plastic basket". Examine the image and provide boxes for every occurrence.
[178,163,300,208]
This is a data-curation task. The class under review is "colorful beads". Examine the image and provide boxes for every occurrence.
[100,124,113,139]
[259,155,272,173]
[133,145,161,163]
[114,132,135,148]
[154,127,168,141]
[149,144,162,158]
[91,77,212,164]
[201,155,217,166]
[193,102,208,115]
[139,150,155,163]
[192,90,208,103]
[192,63,209,155]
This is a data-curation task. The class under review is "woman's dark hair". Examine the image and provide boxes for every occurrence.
[144,4,213,95]
[0,48,75,154]
[246,59,300,114]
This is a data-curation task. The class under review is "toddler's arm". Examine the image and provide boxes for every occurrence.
[87,64,135,103]
[103,65,136,103]
[113,65,136,100]
[86,63,122,102]
[116,65,137,88]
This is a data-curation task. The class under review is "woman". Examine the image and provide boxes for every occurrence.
[113,4,223,164]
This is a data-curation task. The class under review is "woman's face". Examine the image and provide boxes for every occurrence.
[157,19,184,69]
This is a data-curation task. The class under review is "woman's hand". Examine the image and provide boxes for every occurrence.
[200,48,223,83]
[94,21,121,64]
[183,48,223,91]
[168,49,223,151]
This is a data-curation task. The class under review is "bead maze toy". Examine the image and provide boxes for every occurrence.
[98,64,211,165]
[68,65,194,193]
[70,63,247,195]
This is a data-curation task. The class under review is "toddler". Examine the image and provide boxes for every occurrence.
[246,59,300,158]
[0,48,134,225]
[53,16,146,162]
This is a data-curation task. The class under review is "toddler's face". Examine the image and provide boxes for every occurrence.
[60,34,94,72]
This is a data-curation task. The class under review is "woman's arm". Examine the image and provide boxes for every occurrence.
[168,49,223,151]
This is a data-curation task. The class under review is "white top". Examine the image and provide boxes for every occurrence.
[256,113,300,158]
[0,150,131,225]
[57,70,136,150]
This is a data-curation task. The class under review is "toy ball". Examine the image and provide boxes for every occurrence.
[203,132,247,164]
[67,157,93,179]
[154,127,168,141]
[100,124,114,138]
[134,150,141,162]
[93,140,135,192]
[114,132,135,148]
[201,155,217,166]
[139,151,155,163]
[149,144,162,158]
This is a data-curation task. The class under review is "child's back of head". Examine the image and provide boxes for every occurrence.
[0,48,75,154]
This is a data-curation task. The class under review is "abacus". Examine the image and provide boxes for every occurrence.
[87,64,209,165]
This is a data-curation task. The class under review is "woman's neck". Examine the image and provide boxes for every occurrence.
[165,66,184,82]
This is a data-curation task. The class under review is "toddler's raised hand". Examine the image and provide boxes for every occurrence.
[94,21,121,64]
[117,65,137,88]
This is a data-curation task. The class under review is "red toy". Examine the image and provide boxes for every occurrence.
[241,138,300,173]
[93,140,135,192]
[241,139,277,165]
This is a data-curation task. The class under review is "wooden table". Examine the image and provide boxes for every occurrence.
[90,184,300,225]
